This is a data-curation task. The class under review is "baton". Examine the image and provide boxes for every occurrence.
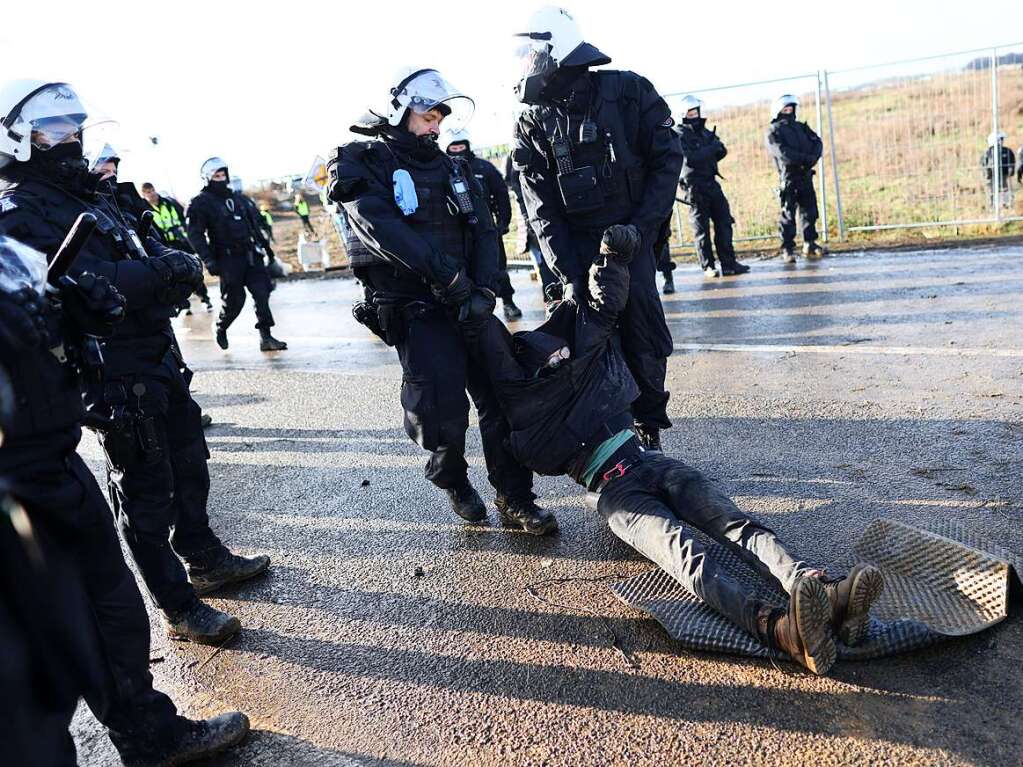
[47,213,97,290]
[137,209,154,242]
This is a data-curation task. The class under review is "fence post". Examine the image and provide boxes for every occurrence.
[991,47,1001,222]
[814,72,830,243]
[822,69,846,240]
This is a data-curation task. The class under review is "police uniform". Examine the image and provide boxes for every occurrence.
[513,68,683,434]
[465,152,516,302]
[676,117,740,273]
[188,184,276,334]
[328,128,534,502]
[0,173,231,617]
[766,114,823,251]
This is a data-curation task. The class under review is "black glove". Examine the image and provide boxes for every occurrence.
[458,288,496,324]
[205,259,221,277]
[567,275,589,303]
[147,250,203,303]
[57,272,126,338]
[434,269,474,308]
[0,287,47,355]
[600,224,641,264]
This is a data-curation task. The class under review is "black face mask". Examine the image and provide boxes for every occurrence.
[207,178,231,197]
[779,110,796,122]
[682,115,704,128]
[28,141,99,196]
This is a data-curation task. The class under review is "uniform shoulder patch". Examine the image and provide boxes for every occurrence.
[662,116,675,128]
[0,197,18,213]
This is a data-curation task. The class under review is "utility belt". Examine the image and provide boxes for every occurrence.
[86,380,163,465]
[352,292,446,347]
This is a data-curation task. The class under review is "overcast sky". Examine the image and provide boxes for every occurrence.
[3,0,1020,199]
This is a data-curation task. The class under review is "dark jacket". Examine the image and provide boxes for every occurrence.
[982,144,1016,184]
[0,173,186,376]
[464,253,638,480]
[675,118,727,191]
[513,69,684,283]
[467,154,512,233]
[327,130,500,293]
[766,116,823,187]
[186,186,271,270]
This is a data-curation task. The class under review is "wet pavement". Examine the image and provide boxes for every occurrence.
[72,246,1023,766]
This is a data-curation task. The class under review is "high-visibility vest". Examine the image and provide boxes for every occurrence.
[260,209,273,228]
[295,198,310,217]
[151,199,183,240]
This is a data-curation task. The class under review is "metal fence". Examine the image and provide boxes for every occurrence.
[660,42,1023,252]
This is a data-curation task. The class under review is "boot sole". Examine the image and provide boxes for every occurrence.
[498,512,559,536]
[165,618,241,645]
[793,578,837,675]
[838,565,884,647]
[190,559,271,596]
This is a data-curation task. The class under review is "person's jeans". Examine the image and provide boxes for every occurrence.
[596,449,812,636]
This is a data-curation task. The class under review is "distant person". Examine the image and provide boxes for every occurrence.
[141,181,213,312]
[675,95,748,279]
[445,129,523,321]
[982,131,1015,208]
[294,193,317,236]
[653,217,676,294]
[504,152,558,300]
[188,157,288,352]
[258,200,275,241]
[1017,143,1023,185]
[766,95,825,262]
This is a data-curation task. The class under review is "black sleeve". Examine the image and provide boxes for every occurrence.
[766,124,813,167]
[514,113,585,283]
[716,138,728,162]
[577,252,631,355]
[481,161,512,232]
[804,124,823,164]
[185,195,215,265]
[628,74,685,238]
[461,314,528,390]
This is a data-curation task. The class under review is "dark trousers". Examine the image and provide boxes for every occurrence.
[393,304,533,499]
[218,256,275,331]
[495,238,515,301]
[617,233,673,431]
[299,213,316,235]
[597,447,811,637]
[779,178,819,249]
[92,353,227,613]
[2,431,185,761]
[689,184,737,270]
[529,234,559,300]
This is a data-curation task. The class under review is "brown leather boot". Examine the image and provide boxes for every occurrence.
[758,577,836,675]
[819,564,884,647]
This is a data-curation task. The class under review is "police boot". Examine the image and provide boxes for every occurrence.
[187,552,271,595]
[215,326,229,350]
[122,712,250,767]
[803,242,826,260]
[162,600,241,644]
[503,299,523,321]
[259,329,288,351]
[817,564,884,647]
[495,496,559,536]
[662,272,676,294]
[779,247,797,264]
[445,481,488,522]
[756,577,836,675]
[635,425,662,451]
[200,413,213,429]
[721,261,750,276]
[203,296,214,312]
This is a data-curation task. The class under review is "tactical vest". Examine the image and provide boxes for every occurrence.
[195,190,257,257]
[537,71,648,231]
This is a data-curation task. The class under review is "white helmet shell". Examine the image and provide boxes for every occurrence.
[519,6,584,65]
[443,127,471,152]
[200,156,228,182]
[988,131,1007,145]
[0,79,91,168]
[382,67,474,129]
[678,94,703,119]
[771,94,799,118]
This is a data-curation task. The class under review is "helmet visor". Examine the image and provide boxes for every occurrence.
[394,70,475,129]
[0,236,48,296]
[515,41,557,81]
[15,83,114,151]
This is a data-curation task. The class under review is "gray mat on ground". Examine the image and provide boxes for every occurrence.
[609,518,1022,661]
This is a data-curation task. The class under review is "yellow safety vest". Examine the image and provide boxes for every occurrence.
[295,199,310,217]
[151,200,183,240]
[260,209,273,228]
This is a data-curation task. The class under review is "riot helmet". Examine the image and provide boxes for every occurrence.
[443,127,471,155]
[512,6,611,104]
[678,95,703,125]
[772,94,798,119]
[380,68,474,130]
[988,131,1007,146]
[200,156,229,183]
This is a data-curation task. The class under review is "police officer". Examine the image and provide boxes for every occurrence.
[327,67,555,534]
[982,131,1015,209]
[675,95,749,279]
[511,6,683,450]
[445,128,523,321]
[0,124,250,763]
[0,80,271,647]
[766,94,825,262]
[188,158,288,352]
[505,151,558,300]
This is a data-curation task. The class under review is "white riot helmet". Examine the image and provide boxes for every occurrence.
[229,175,243,193]
[87,142,120,172]
[678,95,703,122]
[988,131,1007,145]
[0,80,105,169]
[512,6,611,104]
[443,127,471,154]
[381,67,475,130]
[771,94,799,118]
[200,156,228,183]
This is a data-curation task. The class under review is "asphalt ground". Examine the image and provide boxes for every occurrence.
[71,245,1023,766]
